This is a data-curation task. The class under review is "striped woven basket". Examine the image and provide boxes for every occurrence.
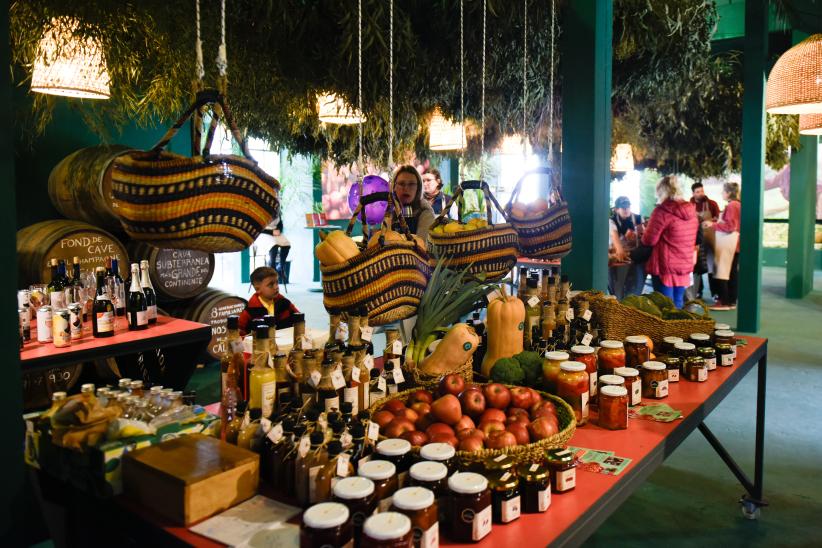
[427,180,518,282]
[321,192,432,325]
[505,167,572,260]
[110,90,280,253]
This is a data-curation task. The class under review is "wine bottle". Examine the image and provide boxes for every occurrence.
[111,258,126,316]
[57,259,71,287]
[139,260,157,324]
[92,268,115,338]
[126,263,148,331]
[71,257,83,288]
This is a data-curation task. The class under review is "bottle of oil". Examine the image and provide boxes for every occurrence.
[524,277,542,350]
[297,431,328,507]
[273,352,291,405]
[300,351,320,406]
[314,441,354,503]
[249,325,276,418]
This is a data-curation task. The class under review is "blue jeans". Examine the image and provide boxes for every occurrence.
[652,276,686,309]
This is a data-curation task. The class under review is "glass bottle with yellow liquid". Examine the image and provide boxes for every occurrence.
[249,324,276,419]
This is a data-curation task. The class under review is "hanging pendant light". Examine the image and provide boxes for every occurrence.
[765,34,822,115]
[610,143,635,172]
[30,17,110,99]
[317,92,366,125]
[428,107,466,151]
[799,114,822,136]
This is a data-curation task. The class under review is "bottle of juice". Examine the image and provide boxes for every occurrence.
[249,325,276,418]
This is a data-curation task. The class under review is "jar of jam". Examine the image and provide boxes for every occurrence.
[419,443,456,474]
[698,346,717,371]
[375,439,413,487]
[598,386,628,430]
[518,463,551,513]
[570,345,598,396]
[484,453,516,475]
[714,330,737,359]
[332,477,377,541]
[358,460,399,512]
[408,461,449,528]
[716,343,735,367]
[389,487,438,548]
[489,470,520,524]
[613,367,641,406]
[301,502,353,548]
[446,472,492,543]
[674,341,697,360]
[688,332,711,349]
[684,356,708,382]
[659,336,683,357]
[543,351,570,392]
[361,512,413,548]
[557,361,590,426]
[597,340,625,375]
[660,355,681,383]
[640,361,668,399]
[624,335,651,368]
[545,448,576,493]
[714,322,731,333]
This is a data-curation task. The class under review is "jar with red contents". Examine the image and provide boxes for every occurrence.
[570,345,598,397]
[624,336,651,368]
[598,385,628,430]
[557,361,590,426]
[597,340,625,376]
[543,351,569,393]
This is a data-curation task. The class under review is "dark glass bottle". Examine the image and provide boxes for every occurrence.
[139,260,157,324]
[92,268,115,338]
[126,263,148,331]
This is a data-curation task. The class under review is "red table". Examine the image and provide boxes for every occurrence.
[114,337,768,547]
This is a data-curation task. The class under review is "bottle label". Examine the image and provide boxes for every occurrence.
[133,310,148,327]
[469,505,492,541]
[721,354,734,367]
[668,368,680,382]
[581,333,593,347]
[392,367,405,384]
[340,432,353,449]
[367,421,380,441]
[360,326,374,341]
[267,423,283,443]
[331,367,346,390]
[589,372,598,397]
[336,453,351,477]
[655,379,669,398]
[556,468,576,491]
[308,465,323,503]
[298,436,311,458]
[377,377,387,392]
[324,396,340,413]
[369,390,384,408]
[582,309,592,321]
[705,357,717,370]
[96,311,114,333]
[630,380,641,405]
[501,495,521,523]
[147,304,157,320]
[351,366,361,382]
[335,322,349,341]
[581,391,589,419]
[538,488,551,512]
[392,340,403,355]
[50,291,66,309]
[565,309,574,322]
[527,296,541,308]
[364,355,375,370]
[697,367,708,382]
[261,381,276,417]
[419,522,439,548]
[343,387,359,415]
[309,370,322,387]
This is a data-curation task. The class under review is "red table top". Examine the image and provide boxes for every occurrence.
[126,336,767,547]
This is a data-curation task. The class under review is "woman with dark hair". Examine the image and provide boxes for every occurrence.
[266,215,291,286]
[392,165,436,240]
[422,168,451,214]
[703,182,740,310]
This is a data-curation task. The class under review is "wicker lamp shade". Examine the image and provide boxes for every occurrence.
[317,92,366,125]
[30,18,110,100]
[610,143,635,172]
[428,107,466,151]
[799,114,822,136]
[765,34,822,115]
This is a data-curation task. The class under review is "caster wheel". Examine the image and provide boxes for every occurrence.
[741,501,761,520]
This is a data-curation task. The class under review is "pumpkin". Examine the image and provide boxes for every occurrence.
[481,288,526,377]
[418,323,480,377]
[315,230,360,266]
[367,229,405,248]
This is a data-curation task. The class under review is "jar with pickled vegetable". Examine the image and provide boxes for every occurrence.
[570,345,598,397]
[557,361,590,426]
[597,340,625,375]
[624,336,650,368]
[698,347,717,371]
[660,355,681,383]
[640,361,668,399]
[613,367,641,406]
[598,386,628,430]
[659,336,683,357]
[545,448,576,493]
[684,356,707,382]
[597,375,623,408]
[714,330,737,359]
[518,463,551,513]
[542,351,570,393]
[716,343,734,367]
[688,333,711,349]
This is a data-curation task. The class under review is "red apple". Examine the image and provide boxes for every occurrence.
[431,394,462,425]
[507,407,530,420]
[527,388,542,406]
[373,410,396,428]
[383,400,406,414]
[530,400,557,421]
[400,430,429,446]
[454,415,476,433]
[384,418,415,438]
[407,390,434,406]
[479,408,507,425]
[426,422,455,439]
[480,420,506,437]
[459,389,486,419]
[410,401,431,418]
[528,416,560,441]
[509,386,534,409]
[429,432,459,448]
[506,413,530,426]
[506,422,530,445]
[439,374,465,396]
[486,430,518,449]
[483,383,511,410]
[395,407,419,424]
[415,412,436,431]
[456,428,485,441]
[458,436,485,452]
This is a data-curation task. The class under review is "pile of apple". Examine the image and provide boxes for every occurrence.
[372,374,561,452]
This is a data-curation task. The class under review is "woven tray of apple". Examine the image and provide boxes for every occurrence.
[370,374,576,465]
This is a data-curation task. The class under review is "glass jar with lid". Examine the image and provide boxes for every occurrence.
[597,340,625,375]
[660,355,681,383]
[543,351,570,393]
[518,463,551,513]
[389,487,438,548]
[624,336,651,368]
[484,453,516,476]
[419,443,456,475]
[446,472,492,543]
[597,374,624,408]
[361,512,413,548]
[545,448,576,493]
[684,356,708,382]
[358,460,399,512]
[688,333,711,349]
[714,322,731,332]
[557,361,590,426]
[716,343,734,367]
[375,439,413,487]
[640,362,668,399]
[598,386,628,430]
[674,342,697,360]
[332,476,376,541]
[698,347,717,371]
[408,461,449,527]
[570,345,598,397]
[613,367,641,406]
[300,502,353,548]
[489,470,520,524]
[714,330,737,359]
[659,336,683,357]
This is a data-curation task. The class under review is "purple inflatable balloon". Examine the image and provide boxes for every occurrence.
[348,175,389,225]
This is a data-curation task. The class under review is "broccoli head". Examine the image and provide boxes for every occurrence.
[490,357,525,384]
[514,351,543,385]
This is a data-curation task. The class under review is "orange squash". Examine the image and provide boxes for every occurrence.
[315,230,360,266]
[481,287,526,377]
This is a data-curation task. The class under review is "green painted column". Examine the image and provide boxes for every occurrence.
[737,0,768,333]
[311,156,323,282]
[786,134,819,298]
[560,0,612,291]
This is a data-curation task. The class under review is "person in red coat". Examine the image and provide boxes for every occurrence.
[238,267,300,336]
[641,176,699,309]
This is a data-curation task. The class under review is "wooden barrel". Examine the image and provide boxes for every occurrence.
[126,241,215,302]
[22,364,83,411]
[165,288,247,360]
[17,220,129,287]
[48,145,132,231]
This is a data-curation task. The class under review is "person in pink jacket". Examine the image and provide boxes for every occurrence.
[641,176,699,309]
[702,182,741,310]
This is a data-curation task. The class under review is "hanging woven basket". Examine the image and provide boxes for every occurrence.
[765,33,822,114]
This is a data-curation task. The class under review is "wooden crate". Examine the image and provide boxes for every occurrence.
[122,434,259,525]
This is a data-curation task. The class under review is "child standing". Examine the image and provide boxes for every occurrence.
[238,267,300,336]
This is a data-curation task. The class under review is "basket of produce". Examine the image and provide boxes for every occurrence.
[318,191,431,326]
[427,180,518,282]
[111,89,280,253]
[505,167,572,260]
[573,290,714,344]
[369,380,576,466]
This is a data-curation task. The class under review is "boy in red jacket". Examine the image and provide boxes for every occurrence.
[238,267,300,336]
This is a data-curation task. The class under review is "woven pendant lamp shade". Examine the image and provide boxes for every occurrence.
[317,92,366,125]
[428,107,466,151]
[610,143,635,172]
[799,114,822,135]
[765,34,822,115]
[30,18,110,99]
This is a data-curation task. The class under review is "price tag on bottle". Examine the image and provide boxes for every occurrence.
[565,308,574,322]
[360,326,374,342]
[331,367,347,390]
[392,340,403,355]
[230,340,244,354]
[581,333,593,347]
[392,366,405,384]
[310,370,322,387]
[377,377,387,392]
[367,421,380,441]
[336,453,351,477]
[335,322,349,341]
[260,417,272,433]
[340,432,353,449]
[486,288,502,302]
[298,435,311,458]
[529,463,539,472]
[351,366,361,383]
[582,309,592,322]
[364,355,375,370]
[267,422,283,443]
[527,296,541,308]
[301,334,314,350]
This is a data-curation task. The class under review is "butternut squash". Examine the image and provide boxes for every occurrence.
[419,323,480,376]
[315,230,360,266]
[481,288,526,376]
[367,229,405,248]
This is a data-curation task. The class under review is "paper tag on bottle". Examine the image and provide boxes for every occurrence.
[655,379,669,398]
[298,435,311,458]
[698,368,708,382]
[565,309,575,322]
[420,522,439,548]
[538,488,551,511]
[260,417,272,433]
[486,288,502,302]
[529,463,539,472]
[336,453,351,477]
[335,322,349,341]
[340,432,353,449]
[309,370,322,387]
[472,505,492,541]
[581,392,589,419]
[631,380,641,405]
[392,367,405,384]
[500,471,512,482]
[556,468,576,491]
[360,326,374,342]
[364,355,375,370]
[351,366,361,382]
[668,369,680,382]
[392,340,403,355]
[230,340,244,354]
[367,421,380,441]
[377,377,387,392]
[581,333,593,346]
[267,422,283,443]
[331,367,346,390]
[501,496,521,523]
[582,309,592,322]
[527,296,541,308]
[494,454,507,463]
[589,372,598,397]
[301,334,314,350]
